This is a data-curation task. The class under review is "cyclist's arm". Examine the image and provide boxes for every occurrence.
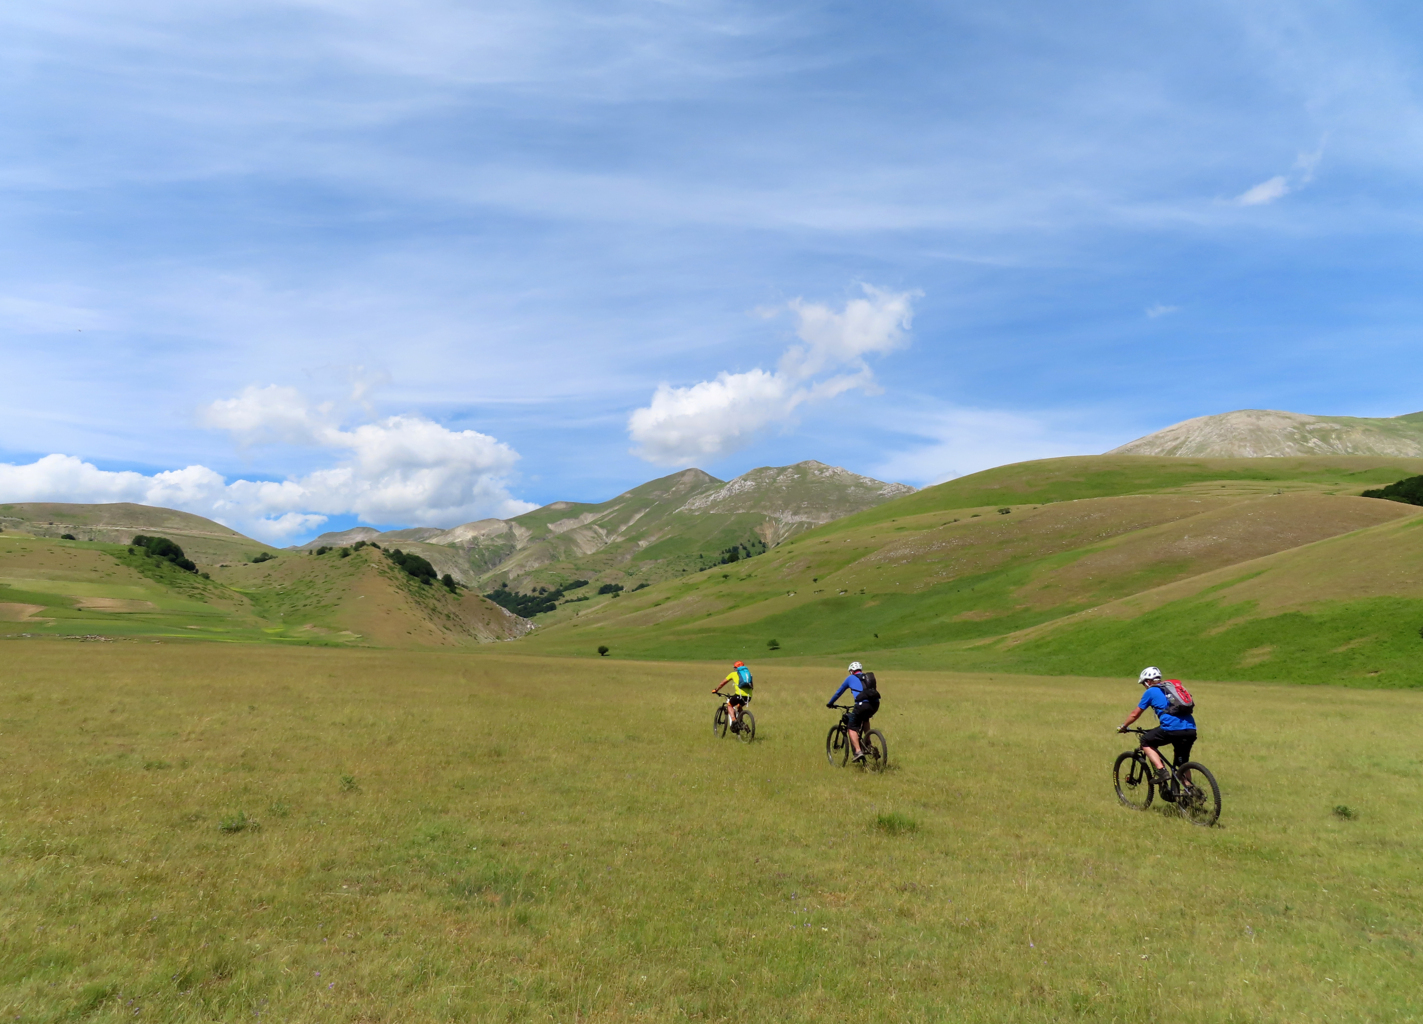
[827,681,850,705]
[1119,707,1145,732]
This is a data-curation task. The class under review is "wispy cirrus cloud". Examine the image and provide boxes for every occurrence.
[628,285,917,466]
[1235,147,1325,206]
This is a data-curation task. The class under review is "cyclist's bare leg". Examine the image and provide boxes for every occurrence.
[1142,745,1165,772]
[847,726,863,756]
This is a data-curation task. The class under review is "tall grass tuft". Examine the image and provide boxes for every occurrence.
[873,810,919,835]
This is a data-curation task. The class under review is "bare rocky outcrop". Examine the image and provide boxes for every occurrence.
[1110,409,1423,458]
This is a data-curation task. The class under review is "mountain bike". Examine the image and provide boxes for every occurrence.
[713,697,755,742]
[826,705,887,770]
[1113,729,1220,826]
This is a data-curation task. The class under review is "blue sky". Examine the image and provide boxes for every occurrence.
[3,0,1423,541]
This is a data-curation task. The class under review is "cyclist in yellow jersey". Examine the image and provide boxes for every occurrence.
[712,661,754,733]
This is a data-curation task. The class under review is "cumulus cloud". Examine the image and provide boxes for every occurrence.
[0,385,537,543]
[628,285,916,465]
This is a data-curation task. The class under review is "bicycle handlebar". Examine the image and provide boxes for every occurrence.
[1120,727,1147,734]
[829,704,853,711]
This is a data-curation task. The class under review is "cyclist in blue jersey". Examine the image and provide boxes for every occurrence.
[1117,666,1197,788]
[827,661,878,762]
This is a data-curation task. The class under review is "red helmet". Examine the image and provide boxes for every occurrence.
[733,661,745,668]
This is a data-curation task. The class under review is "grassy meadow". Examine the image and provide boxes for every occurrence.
[2,642,1420,1022]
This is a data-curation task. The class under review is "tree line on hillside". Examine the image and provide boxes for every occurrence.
[484,579,588,617]
[697,537,768,569]
[1362,474,1423,506]
[309,540,458,593]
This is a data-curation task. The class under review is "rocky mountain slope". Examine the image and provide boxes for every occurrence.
[1110,409,1423,458]
[298,461,913,591]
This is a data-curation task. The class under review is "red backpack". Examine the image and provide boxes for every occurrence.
[1160,680,1195,718]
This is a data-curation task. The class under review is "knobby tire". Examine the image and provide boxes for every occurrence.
[1113,751,1154,811]
[1177,761,1221,827]
[736,710,756,743]
[860,729,888,771]
[713,705,728,739]
[826,724,848,767]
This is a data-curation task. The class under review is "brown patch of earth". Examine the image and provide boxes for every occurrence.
[1239,645,1275,667]
[75,598,158,613]
[0,602,49,622]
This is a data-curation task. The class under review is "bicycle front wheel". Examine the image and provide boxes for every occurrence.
[860,729,888,771]
[1113,751,1154,810]
[713,705,728,739]
[1177,762,1221,827]
[737,710,756,743]
[826,724,848,766]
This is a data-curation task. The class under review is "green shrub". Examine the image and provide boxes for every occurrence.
[597,645,610,657]
[60,533,76,540]
[386,548,437,584]
[131,535,197,573]
[251,551,275,563]
[767,639,781,650]
[1361,474,1423,505]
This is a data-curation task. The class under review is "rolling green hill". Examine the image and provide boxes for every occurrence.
[298,461,914,593]
[516,455,1423,686]
[0,531,528,646]
[0,502,279,564]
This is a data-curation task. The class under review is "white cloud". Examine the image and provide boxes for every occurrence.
[1235,146,1327,207]
[0,385,537,543]
[1145,304,1179,318]
[873,407,1119,487]
[628,285,916,465]
[1236,175,1291,206]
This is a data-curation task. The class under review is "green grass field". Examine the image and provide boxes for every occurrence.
[2,642,1419,1022]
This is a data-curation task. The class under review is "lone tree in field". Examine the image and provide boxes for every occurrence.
[597,645,610,657]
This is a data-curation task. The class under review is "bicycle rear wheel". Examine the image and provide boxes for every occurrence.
[713,705,728,739]
[860,729,888,771]
[826,724,848,766]
[1177,762,1221,827]
[737,710,756,743]
[1113,751,1154,810]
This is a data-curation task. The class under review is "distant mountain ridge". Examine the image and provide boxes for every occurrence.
[298,461,913,590]
[1110,409,1423,458]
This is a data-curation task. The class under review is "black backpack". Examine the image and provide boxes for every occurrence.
[860,671,879,700]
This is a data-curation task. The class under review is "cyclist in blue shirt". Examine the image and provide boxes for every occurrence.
[826,661,878,762]
[1117,666,1196,788]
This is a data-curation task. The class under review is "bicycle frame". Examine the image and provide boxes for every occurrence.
[1122,728,1192,787]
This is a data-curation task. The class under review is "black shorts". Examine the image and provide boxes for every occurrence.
[728,693,749,707]
[1139,728,1196,767]
[848,700,878,730]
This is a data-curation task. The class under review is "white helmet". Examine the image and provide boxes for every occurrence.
[1138,666,1162,684]
[848,661,863,672]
